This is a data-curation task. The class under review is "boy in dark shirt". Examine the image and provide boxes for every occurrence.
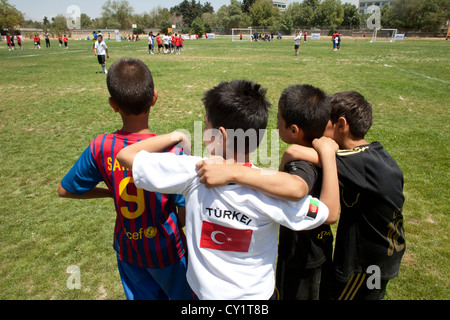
[281,91,406,300]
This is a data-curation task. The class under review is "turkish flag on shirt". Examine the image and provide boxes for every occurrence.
[200,221,252,252]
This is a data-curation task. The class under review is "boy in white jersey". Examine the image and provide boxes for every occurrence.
[94,34,109,74]
[116,80,339,300]
[148,31,154,54]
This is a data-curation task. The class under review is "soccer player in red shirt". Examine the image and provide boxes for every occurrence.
[156,33,162,54]
[34,34,41,49]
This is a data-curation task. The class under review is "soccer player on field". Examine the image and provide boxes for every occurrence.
[9,34,15,50]
[63,35,68,49]
[17,34,23,50]
[6,35,12,51]
[58,35,63,47]
[58,58,194,300]
[94,34,109,74]
[34,34,41,49]
[179,34,184,51]
[148,31,154,54]
[156,33,162,54]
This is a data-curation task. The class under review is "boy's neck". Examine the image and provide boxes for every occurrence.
[120,114,151,134]
[342,138,368,150]
[217,151,250,164]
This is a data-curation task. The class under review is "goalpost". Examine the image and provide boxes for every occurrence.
[232,28,253,41]
[370,29,398,43]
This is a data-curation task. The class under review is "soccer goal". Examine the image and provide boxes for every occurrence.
[370,29,398,43]
[232,28,253,41]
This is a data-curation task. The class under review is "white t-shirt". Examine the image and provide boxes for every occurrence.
[133,151,329,300]
[94,40,108,55]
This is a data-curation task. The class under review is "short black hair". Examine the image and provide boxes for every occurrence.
[328,91,373,139]
[107,57,154,115]
[202,80,271,154]
[278,84,330,143]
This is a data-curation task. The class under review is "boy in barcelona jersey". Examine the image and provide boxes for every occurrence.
[58,58,194,300]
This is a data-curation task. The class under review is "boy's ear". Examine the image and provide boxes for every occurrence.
[290,124,301,138]
[218,126,227,143]
[151,90,158,106]
[109,97,120,112]
[337,116,349,133]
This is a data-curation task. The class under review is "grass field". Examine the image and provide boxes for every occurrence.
[0,36,448,300]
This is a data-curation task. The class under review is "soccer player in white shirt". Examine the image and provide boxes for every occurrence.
[148,31,154,54]
[94,34,109,74]
[116,80,339,300]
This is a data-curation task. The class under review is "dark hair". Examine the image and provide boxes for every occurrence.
[202,80,271,154]
[107,58,154,115]
[278,84,330,143]
[328,91,373,139]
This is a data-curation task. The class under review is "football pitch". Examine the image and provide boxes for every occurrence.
[0,37,448,300]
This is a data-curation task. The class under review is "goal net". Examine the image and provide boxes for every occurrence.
[232,28,253,42]
[370,29,398,43]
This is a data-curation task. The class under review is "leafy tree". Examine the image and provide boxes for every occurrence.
[101,0,134,29]
[286,1,314,27]
[242,0,256,13]
[0,0,24,33]
[249,0,280,28]
[341,3,361,28]
[171,0,213,27]
[216,0,251,30]
[279,11,294,34]
[51,14,68,36]
[191,16,205,35]
[312,0,344,31]
[80,13,93,28]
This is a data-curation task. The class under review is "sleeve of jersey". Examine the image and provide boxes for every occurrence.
[271,195,329,231]
[132,151,198,195]
[60,146,104,195]
[285,160,317,192]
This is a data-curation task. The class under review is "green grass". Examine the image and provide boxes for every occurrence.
[0,37,448,300]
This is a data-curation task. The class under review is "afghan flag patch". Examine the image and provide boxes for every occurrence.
[307,198,319,219]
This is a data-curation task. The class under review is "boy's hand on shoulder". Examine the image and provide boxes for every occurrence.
[195,156,235,188]
[312,136,339,157]
[171,131,191,155]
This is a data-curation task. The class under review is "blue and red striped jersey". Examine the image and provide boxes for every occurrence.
[61,130,187,269]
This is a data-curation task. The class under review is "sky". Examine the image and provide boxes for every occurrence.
[10,0,360,22]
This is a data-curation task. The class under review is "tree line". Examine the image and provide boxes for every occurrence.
[2,0,449,36]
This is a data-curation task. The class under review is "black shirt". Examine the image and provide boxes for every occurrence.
[333,142,405,281]
[277,160,333,269]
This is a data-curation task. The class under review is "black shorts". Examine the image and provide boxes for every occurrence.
[97,55,106,64]
[294,44,299,49]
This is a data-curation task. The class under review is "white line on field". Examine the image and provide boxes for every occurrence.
[6,50,86,58]
[383,64,449,84]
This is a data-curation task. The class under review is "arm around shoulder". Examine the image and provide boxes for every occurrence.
[196,159,309,201]
[116,131,189,170]
[313,137,339,224]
